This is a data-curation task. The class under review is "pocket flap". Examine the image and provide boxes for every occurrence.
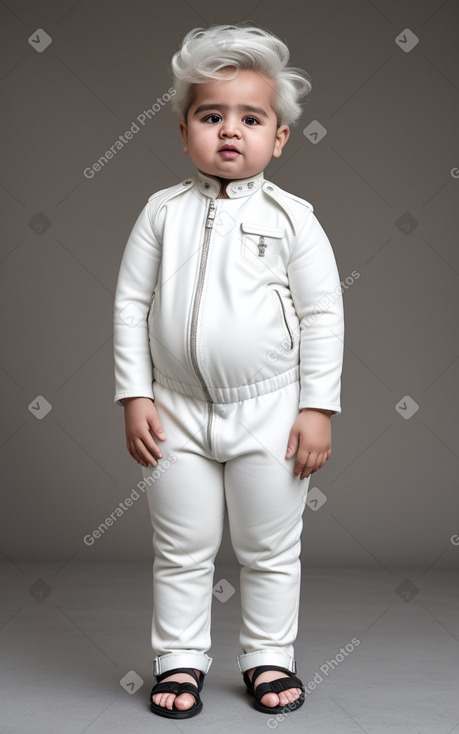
[241,222,284,238]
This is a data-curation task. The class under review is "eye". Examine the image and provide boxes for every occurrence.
[204,114,222,124]
[243,116,259,126]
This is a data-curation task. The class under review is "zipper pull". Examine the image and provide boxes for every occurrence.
[205,200,216,228]
[257,236,267,257]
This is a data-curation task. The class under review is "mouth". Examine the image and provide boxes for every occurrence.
[218,145,241,159]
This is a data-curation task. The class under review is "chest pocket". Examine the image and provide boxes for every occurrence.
[240,222,284,273]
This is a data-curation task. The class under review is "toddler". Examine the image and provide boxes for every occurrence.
[113,23,344,719]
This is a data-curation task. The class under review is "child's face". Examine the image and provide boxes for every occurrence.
[179,68,290,182]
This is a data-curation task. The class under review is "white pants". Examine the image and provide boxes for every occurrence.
[141,380,310,677]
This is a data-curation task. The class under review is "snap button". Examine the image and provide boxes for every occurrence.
[266,185,273,190]
[204,183,210,188]
[247,182,254,188]
[183,179,192,185]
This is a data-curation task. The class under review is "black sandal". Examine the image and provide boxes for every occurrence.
[243,664,305,714]
[150,667,204,719]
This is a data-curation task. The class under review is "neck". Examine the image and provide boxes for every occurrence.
[197,170,231,198]
[215,176,231,199]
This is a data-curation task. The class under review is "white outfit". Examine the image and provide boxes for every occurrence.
[113,169,344,676]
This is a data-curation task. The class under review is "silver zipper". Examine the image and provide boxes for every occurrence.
[147,292,155,340]
[274,289,294,350]
[190,198,216,450]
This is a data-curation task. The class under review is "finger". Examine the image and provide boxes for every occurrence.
[150,423,166,441]
[148,413,166,441]
[300,451,319,479]
[128,434,161,466]
[134,437,162,466]
[143,434,164,461]
[300,465,311,479]
[294,448,309,476]
[304,451,328,478]
[317,450,330,469]
[127,438,149,467]
[285,428,299,460]
[314,452,325,470]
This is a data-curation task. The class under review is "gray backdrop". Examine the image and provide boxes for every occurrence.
[1,0,458,570]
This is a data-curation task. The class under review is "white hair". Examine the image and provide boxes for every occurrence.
[170,24,312,126]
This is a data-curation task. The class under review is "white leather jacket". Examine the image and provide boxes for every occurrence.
[113,169,345,425]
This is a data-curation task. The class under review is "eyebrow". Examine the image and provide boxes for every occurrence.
[192,103,270,119]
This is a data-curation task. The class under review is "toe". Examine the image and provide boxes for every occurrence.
[174,693,195,710]
[152,691,195,711]
[152,670,200,712]
[260,691,281,708]
[278,687,301,707]
[278,691,288,706]
[167,692,178,710]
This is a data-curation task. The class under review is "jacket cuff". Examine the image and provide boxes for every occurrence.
[114,390,155,407]
[299,402,341,415]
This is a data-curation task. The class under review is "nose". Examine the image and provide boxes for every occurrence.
[219,117,241,139]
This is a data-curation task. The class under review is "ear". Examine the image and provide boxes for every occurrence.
[179,120,188,154]
[272,125,290,158]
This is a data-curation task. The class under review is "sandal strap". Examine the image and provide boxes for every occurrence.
[254,675,305,702]
[248,664,296,687]
[155,667,201,686]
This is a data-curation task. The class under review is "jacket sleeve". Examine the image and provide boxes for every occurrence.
[287,209,345,415]
[113,200,162,406]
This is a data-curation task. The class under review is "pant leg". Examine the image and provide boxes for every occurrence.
[221,381,310,674]
[141,382,225,676]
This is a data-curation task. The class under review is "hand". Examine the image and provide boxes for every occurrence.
[285,408,332,479]
[121,397,166,467]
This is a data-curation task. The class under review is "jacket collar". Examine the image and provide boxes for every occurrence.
[195,169,264,199]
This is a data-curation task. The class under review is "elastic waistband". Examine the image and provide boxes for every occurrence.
[153,366,300,404]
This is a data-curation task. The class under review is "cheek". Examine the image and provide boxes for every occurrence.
[255,135,276,157]
[190,127,213,146]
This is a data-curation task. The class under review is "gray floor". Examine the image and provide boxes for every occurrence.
[1,562,458,733]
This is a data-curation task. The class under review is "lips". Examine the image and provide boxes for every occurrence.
[218,145,240,159]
